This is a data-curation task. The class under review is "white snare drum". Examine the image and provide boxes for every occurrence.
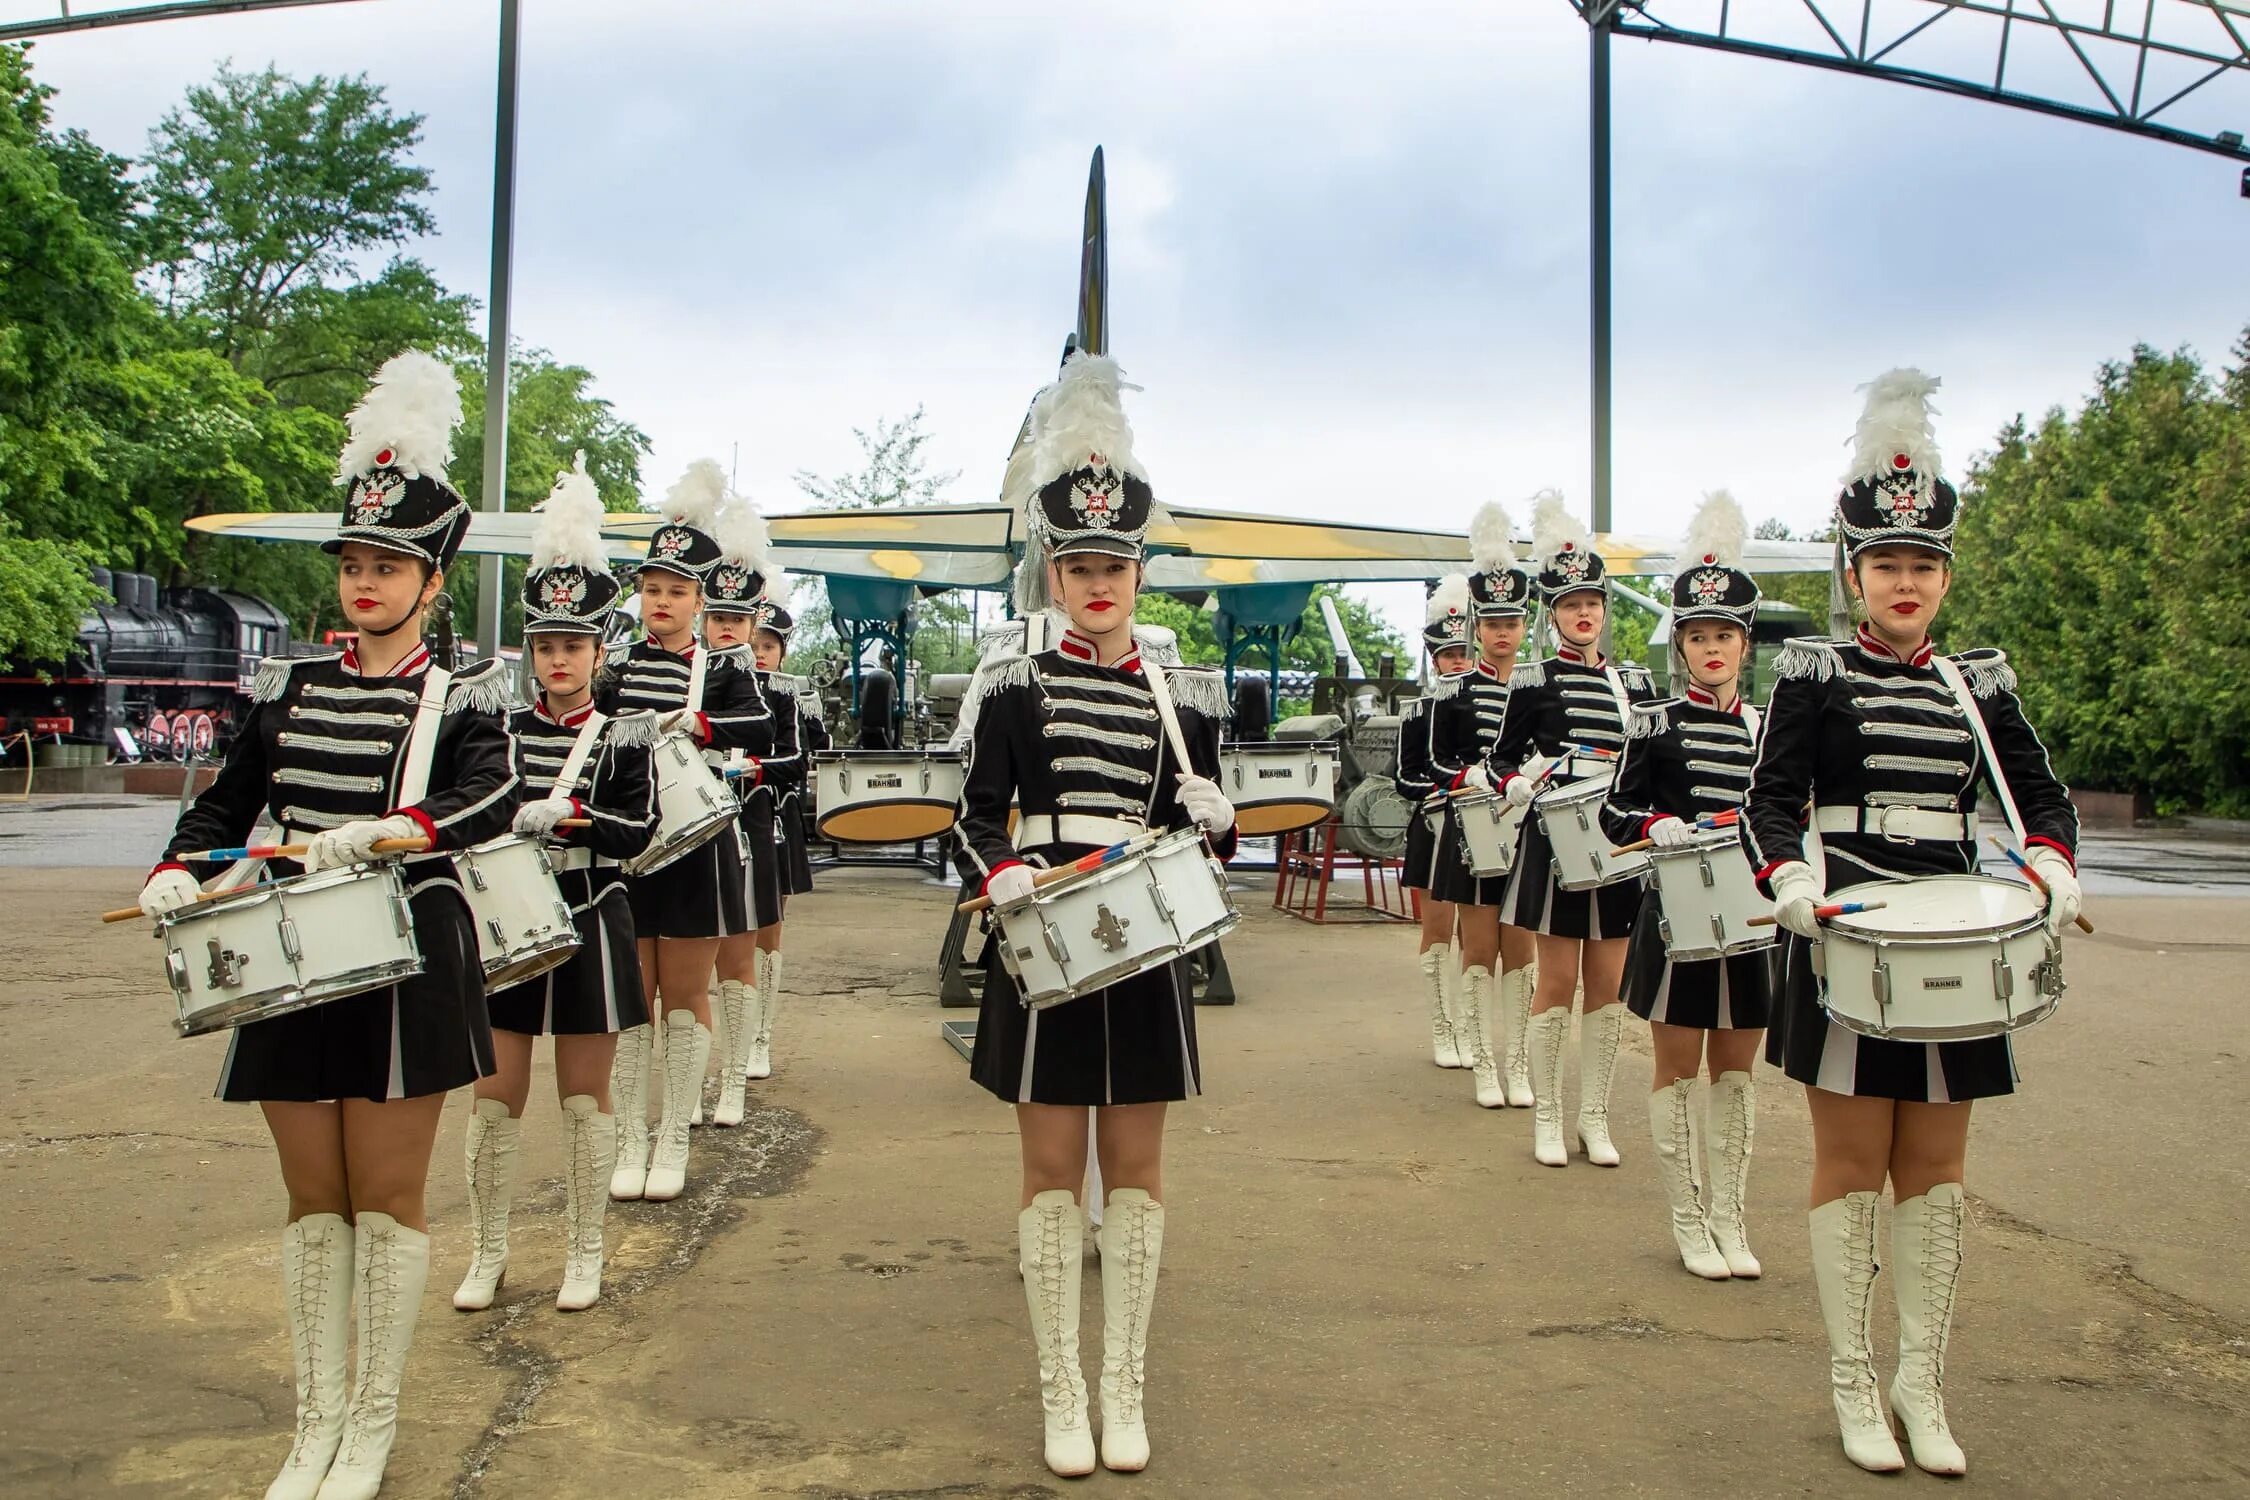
[1814,875,2064,1042]
[622,730,739,876]
[813,750,964,843]
[1535,770,1649,890]
[162,864,423,1037]
[1449,790,1528,877]
[1221,741,1338,837]
[1646,827,1774,962]
[456,835,580,989]
[992,828,1239,1010]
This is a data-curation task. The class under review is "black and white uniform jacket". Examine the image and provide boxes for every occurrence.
[601,637,774,763]
[1486,646,1658,786]
[1739,628,2078,894]
[159,641,519,877]
[954,629,1238,895]
[1397,660,1510,803]
[1599,684,1761,846]
[736,670,806,811]
[506,698,660,905]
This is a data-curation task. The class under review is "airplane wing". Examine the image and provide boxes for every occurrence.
[187,509,651,561]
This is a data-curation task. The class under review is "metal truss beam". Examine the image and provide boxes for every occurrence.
[1569,2,2250,161]
[0,1,366,45]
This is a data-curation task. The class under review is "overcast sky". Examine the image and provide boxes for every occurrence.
[22,0,2249,639]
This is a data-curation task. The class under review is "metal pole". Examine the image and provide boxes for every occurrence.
[475,0,522,658]
[1588,3,1614,536]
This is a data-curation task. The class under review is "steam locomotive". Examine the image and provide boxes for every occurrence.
[0,567,292,755]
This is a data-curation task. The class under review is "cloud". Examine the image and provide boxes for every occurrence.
[24,0,2248,649]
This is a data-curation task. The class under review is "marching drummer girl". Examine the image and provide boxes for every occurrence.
[955,353,1237,1477]
[1395,574,1475,1071]
[602,461,774,1202]
[752,578,825,910]
[1482,492,1656,1167]
[136,352,519,1500]
[1418,504,1539,1109]
[1598,492,1772,1281]
[453,455,659,1317]
[699,498,798,1123]
[1741,371,2079,1476]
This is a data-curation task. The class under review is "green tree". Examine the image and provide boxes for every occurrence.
[0,45,140,659]
[790,408,969,673]
[141,63,435,367]
[445,348,652,645]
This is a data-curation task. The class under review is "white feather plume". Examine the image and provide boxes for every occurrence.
[1680,490,1747,569]
[713,493,771,572]
[1031,352,1144,486]
[662,458,728,530]
[1469,502,1518,574]
[1426,572,1472,627]
[1844,368,1944,489]
[1529,489,1591,570]
[762,572,794,611]
[529,450,608,571]
[335,350,461,484]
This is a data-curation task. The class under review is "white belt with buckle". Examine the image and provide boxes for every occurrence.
[1013,813,1147,851]
[1810,805,1975,842]
[550,846,598,873]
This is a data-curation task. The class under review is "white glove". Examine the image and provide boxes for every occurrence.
[1648,816,1697,849]
[1503,774,1537,808]
[984,863,1039,907]
[1770,860,1824,940]
[512,797,575,837]
[305,815,422,873]
[139,868,201,920]
[660,709,701,738]
[1176,774,1236,836]
[2024,846,2082,936]
[1458,765,1495,797]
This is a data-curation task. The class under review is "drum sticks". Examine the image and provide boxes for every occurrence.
[102,824,595,923]
[1746,899,1886,929]
[1991,837,2096,934]
[1612,809,1738,856]
[956,833,1162,914]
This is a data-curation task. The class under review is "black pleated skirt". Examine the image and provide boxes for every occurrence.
[1426,805,1512,906]
[1621,890,1776,1029]
[739,797,785,929]
[1766,932,2017,1101]
[779,795,814,896]
[218,869,493,1103]
[486,877,647,1035]
[969,896,1203,1107]
[627,824,749,939]
[1401,804,1441,892]
[1500,816,1642,938]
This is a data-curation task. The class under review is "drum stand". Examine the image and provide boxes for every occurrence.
[1273,814,1416,924]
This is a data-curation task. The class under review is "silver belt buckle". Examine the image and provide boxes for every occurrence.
[1875,806,1918,843]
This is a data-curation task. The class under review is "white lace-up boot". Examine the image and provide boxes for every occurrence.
[1018,1189,1097,1477]
[712,979,752,1127]
[1527,1005,1572,1166]
[1499,963,1536,1106]
[1419,946,1463,1068]
[642,1008,708,1201]
[263,1214,353,1500]
[608,1022,653,1200]
[1459,965,1506,1108]
[1575,1002,1625,1166]
[451,1098,518,1310]
[1648,1080,1730,1279]
[313,1213,430,1499]
[1096,1188,1165,1472]
[748,948,780,1079]
[556,1094,617,1311]
[1889,1183,1969,1475]
[1705,1070,1761,1278]
[1810,1192,1906,1473]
